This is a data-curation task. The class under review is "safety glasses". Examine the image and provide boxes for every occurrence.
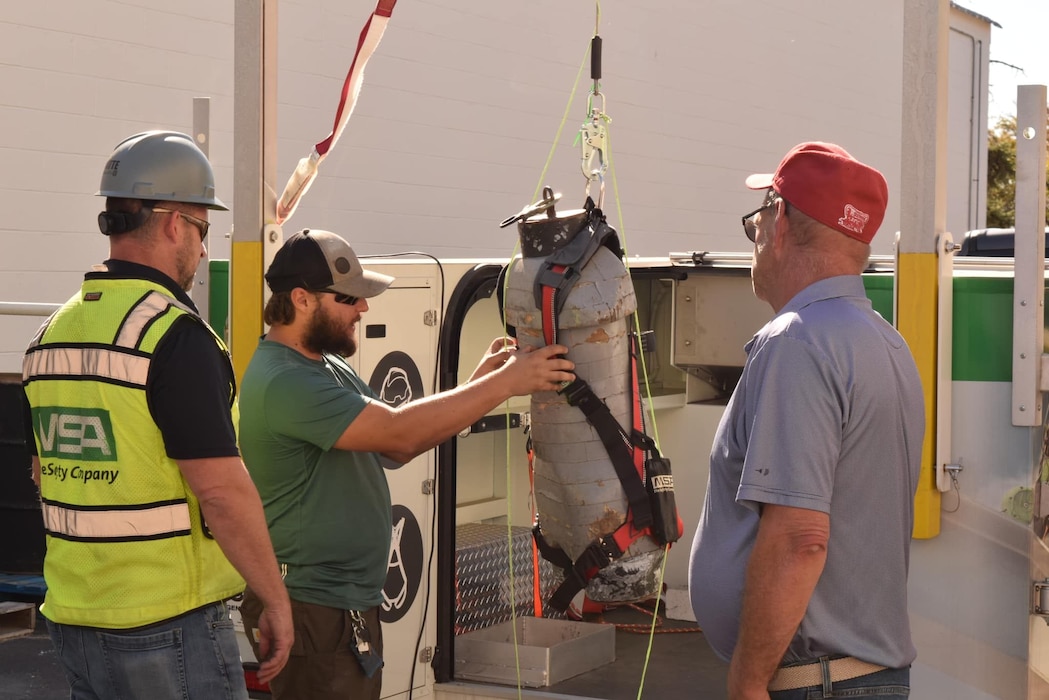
[741,194,781,243]
[152,207,210,240]
[322,290,360,306]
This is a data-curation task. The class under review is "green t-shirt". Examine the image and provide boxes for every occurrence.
[239,339,392,611]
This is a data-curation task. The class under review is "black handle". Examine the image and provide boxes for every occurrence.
[590,35,602,81]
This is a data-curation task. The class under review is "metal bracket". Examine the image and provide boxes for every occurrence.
[457,413,522,438]
[934,231,956,494]
[499,188,561,228]
[1034,579,1049,625]
[418,646,434,663]
[938,462,963,493]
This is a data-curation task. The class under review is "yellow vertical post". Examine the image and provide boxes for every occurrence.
[230,241,265,380]
[896,252,941,538]
[899,0,950,539]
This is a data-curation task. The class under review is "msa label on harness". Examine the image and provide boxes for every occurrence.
[650,474,674,493]
[33,407,118,462]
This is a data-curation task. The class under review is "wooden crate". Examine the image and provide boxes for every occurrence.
[0,601,36,642]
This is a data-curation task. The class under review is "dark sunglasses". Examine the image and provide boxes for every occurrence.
[322,290,360,306]
[741,195,781,243]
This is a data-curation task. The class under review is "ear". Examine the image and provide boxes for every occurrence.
[152,209,173,240]
[289,287,313,312]
[152,209,180,246]
[771,200,790,253]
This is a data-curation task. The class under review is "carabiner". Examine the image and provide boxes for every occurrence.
[580,118,607,181]
[584,169,605,209]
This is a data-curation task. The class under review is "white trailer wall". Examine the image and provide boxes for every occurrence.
[0,1,988,373]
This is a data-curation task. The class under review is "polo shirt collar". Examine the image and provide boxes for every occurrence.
[778,275,867,317]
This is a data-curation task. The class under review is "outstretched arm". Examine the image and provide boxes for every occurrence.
[336,343,573,462]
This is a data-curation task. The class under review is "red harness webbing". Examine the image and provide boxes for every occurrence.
[535,269,665,610]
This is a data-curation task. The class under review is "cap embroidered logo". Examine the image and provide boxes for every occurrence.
[838,204,870,236]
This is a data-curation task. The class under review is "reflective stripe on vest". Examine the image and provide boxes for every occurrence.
[115,291,194,349]
[24,279,244,628]
[42,499,192,542]
[23,346,149,387]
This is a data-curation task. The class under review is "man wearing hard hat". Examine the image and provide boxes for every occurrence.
[22,131,293,699]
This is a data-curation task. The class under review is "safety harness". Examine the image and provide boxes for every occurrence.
[529,200,683,611]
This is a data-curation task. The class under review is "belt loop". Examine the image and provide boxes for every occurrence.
[820,656,832,696]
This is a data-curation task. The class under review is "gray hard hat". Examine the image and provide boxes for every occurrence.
[97,130,228,210]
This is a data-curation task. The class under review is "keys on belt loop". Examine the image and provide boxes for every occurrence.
[349,610,370,654]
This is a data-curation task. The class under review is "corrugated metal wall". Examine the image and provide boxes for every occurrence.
[0,1,989,372]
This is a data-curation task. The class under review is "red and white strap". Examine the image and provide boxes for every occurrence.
[276,0,398,224]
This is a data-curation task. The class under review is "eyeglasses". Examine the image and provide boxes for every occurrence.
[741,195,781,243]
[322,290,360,306]
[151,207,210,240]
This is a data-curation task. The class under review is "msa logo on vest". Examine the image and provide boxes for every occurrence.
[33,407,118,462]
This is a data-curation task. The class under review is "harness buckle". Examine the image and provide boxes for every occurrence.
[595,535,623,563]
[558,378,590,407]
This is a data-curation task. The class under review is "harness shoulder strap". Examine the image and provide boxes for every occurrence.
[532,202,624,317]
[558,378,652,530]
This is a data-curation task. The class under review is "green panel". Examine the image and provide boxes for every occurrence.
[952,276,1015,382]
[862,273,1049,382]
[862,274,894,324]
[209,259,230,344]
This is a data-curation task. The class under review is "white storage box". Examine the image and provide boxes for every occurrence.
[454,617,615,687]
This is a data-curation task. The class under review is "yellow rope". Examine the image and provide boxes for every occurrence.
[503,427,524,700]
[607,121,667,700]
[607,130,662,448]
[531,41,592,202]
[636,545,670,699]
[503,32,594,697]
[503,4,668,696]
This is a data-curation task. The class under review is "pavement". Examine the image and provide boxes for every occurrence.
[0,610,66,700]
[0,601,727,700]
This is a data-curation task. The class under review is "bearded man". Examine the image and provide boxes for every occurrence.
[237,228,573,700]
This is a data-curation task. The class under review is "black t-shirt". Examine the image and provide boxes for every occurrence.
[23,260,238,461]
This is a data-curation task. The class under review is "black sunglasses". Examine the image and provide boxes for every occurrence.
[741,195,781,243]
[321,290,360,306]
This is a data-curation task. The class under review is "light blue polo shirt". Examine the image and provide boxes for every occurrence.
[689,275,924,668]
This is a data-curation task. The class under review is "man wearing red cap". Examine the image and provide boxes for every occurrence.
[689,143,924,698]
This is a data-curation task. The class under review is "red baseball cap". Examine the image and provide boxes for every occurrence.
[745,142,888,244]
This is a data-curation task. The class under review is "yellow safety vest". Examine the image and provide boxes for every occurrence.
[22,277,244,628]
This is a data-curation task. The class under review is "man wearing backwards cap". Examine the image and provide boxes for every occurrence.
[689,142,924,698]
[237,229,574,700]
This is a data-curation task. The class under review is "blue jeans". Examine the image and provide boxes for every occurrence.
[46,601,248,700]
[769,666,910,699]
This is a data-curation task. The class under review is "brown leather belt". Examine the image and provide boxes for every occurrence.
[768,656,887,692]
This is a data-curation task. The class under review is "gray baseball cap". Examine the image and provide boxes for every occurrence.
[265,229,394,298]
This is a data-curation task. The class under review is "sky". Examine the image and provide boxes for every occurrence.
[957,0,1049,125]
